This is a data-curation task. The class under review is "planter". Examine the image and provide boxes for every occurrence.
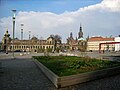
[34,59,120,88]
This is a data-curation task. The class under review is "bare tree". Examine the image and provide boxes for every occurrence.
[50,34,62,51]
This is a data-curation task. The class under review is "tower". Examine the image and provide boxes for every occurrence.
[67,32,74,44]
[2,29,11,53]
[78,24,83,39]
[70,32,73,39]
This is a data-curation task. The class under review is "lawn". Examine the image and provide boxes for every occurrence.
[33,56,120,76]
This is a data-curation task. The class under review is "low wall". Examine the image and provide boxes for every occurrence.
[34,60,60,88]
[59,66,120,87]
[34,59,120,88]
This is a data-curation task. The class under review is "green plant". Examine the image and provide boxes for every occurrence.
[33,56,120,76]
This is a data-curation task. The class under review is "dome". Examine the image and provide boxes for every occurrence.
[78,37,85,41]
[31,36,38,40]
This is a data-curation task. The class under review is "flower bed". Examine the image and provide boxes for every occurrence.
[33,56,120,76]
[33,56,120,88]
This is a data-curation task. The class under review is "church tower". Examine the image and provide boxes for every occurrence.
[70,32,73,39]
[78,24,83,39]
[67,32,74,44]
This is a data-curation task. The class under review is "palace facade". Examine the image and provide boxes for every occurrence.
[2,30,61,53]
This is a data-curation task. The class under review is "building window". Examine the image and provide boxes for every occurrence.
[43,46,45,49]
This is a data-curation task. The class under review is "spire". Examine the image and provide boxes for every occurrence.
[70,32,73,38]
[80,23,81,27]
[80,23,82,32]
[78,23,83,39]
[6,28,8,33]
[70,32,73,40]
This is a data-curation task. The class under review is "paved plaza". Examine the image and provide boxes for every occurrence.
[0,52,120,90]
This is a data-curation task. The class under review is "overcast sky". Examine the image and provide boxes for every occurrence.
[0,0,120,42]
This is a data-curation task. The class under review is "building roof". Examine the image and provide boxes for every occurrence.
[9,39,48,45]
[88,37,114,42]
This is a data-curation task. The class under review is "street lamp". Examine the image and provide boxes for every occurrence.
[29,31,31,52]
[21,24,24,40]
[12,9,16,58]
[20,24,24,55]
[29,31,31,40]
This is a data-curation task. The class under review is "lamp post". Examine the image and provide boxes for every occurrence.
[21,24,24,40]
[29,31,31,52]
[12,10,16,58]
[20,24,24,55]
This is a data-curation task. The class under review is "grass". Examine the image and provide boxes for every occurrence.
[33,56,120,76]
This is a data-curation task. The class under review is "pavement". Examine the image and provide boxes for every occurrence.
[0,58,56,90]
[0,52,120,90]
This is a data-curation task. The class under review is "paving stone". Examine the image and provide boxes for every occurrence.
[0,59,56,90]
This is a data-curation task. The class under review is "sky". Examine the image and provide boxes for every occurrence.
[0,0,120,42]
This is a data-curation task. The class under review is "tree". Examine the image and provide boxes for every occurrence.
[50,34,62,51]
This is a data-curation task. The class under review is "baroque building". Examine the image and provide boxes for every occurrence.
[65,24,87,51]
[2,30,61,53]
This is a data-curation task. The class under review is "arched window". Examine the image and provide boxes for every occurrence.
[43,46,45,49]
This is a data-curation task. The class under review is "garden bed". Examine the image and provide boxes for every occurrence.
[33,56,120,88]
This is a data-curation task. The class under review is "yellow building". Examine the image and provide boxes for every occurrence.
[87,36,115,51]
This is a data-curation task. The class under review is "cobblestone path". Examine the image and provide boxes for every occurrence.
[0,58,56,90]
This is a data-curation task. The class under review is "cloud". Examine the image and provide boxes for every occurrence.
[0,0,120,42]
[79,0,120,12]
[101,0,120,12]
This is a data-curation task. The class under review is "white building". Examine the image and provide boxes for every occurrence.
[115,37,120,51]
